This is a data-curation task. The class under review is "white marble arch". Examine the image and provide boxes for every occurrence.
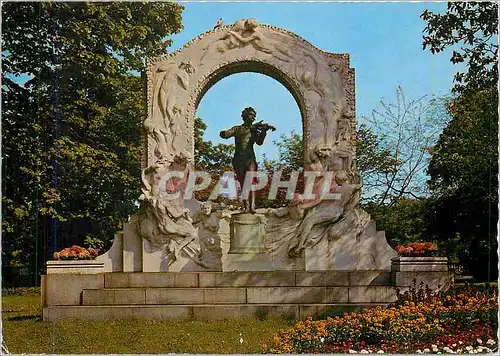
[143,18,356,169]
[131,18,397,272]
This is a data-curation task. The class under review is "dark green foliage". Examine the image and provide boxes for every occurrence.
[2,2,184,274]
[421,2,498,93]
[421,3,498,280]
[193,117,236,203]
[194,117,234,173]
[426,89,498,281]
[262,130,304,173]
[362,199,427,247]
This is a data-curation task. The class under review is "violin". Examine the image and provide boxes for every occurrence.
[252,120,276,132]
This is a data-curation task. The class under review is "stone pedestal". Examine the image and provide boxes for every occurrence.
[224,213,270,271]
[391,257,448,271]
[228,213,266,254]
[391,257,452,291]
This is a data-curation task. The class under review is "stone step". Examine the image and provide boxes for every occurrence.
[43,303,390,322]
[83,285,397,305]
[104,271,391,289]
[83,287,247,305]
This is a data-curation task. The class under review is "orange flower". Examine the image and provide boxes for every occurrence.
[52,245,97,260]
[397,241,438,256]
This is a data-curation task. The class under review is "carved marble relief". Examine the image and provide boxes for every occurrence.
[133,18,396,271]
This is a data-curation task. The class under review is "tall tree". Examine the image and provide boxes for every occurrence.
[426,89,498,280]
[361,86,443,207]
[421,2,498,280]
[421,2,498,92]
[2,2,184,275]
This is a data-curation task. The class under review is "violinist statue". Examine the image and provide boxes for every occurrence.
[220,107,275,213]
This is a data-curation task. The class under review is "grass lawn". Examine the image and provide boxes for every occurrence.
[2,294,292,354]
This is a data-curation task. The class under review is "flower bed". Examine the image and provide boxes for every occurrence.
[53,245,99,260]
[263,284,498,354]
[395,242,439,257]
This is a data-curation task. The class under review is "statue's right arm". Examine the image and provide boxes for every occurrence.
[220,126,237,139]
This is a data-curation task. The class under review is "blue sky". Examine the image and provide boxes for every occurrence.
[169,1,458,161]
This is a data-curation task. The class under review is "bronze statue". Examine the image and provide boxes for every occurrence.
[219,107,275,213]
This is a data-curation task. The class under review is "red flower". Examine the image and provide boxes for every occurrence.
[396,241,439,257]
[52,245,98,260]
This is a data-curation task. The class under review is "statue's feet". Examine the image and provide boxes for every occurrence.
[243,199,256,214]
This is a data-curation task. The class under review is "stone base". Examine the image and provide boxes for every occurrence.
[41,273,104,307]
[391,257,452,292]
[97,217,143,272]
[223,251,305,271]
[43,303,389,322]
[42,271,399,322]
[97,216,211,272]
[223,253,274,271]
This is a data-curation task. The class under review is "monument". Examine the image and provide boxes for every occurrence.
[41,19,451,322]
[131,17,397,272]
